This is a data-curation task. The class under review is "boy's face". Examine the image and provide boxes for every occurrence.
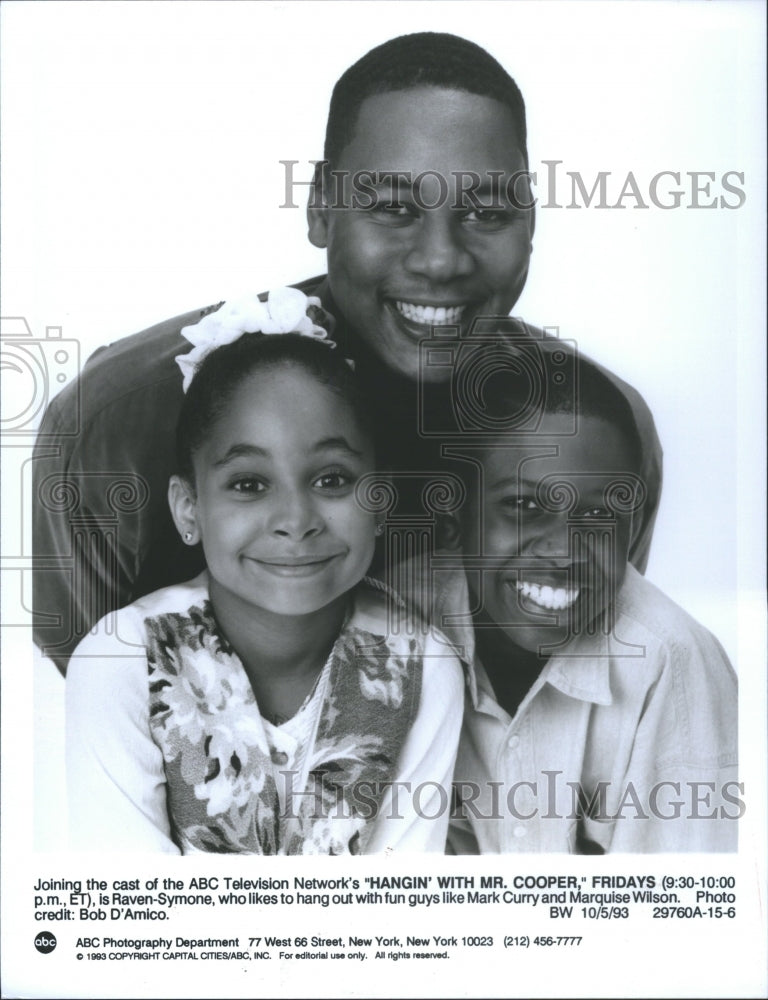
[460,413,640,654]
[309,88,533,381]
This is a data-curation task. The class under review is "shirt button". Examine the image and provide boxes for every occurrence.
[513,825,527,838]
[507,734,520,750]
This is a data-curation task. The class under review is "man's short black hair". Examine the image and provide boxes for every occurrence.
[324,32,528,167]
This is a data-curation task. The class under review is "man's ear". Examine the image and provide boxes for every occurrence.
[307,161,330,249]
[168,475,200,545]
[436,513,463,551]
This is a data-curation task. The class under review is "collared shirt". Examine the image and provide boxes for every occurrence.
[425,563,738,853]
[32,277,662,673]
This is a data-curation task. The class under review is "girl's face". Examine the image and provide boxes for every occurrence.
[178,365,377,618]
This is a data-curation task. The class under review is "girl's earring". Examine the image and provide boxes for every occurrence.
[184,530,194,544]
[375,522,385,537]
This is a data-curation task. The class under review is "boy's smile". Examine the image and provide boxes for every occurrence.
[309,88,534,380]
[183,367,377,620]
[460,414,641,655]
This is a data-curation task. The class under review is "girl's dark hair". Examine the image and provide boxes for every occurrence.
[324,32,528,168]
[176,333,372,483]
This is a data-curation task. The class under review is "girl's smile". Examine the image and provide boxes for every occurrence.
[245,553,344,576]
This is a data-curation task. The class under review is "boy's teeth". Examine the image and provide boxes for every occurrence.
[395,301,465,325]
[515,580,580,610]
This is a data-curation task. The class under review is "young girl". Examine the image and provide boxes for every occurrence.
[66,288,464,855]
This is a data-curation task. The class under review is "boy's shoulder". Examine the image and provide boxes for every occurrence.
[613,565,733,670]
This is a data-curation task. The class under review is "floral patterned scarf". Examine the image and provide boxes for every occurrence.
[144,595,422,854]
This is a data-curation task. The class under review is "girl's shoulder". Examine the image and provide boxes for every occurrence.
[127,571,210,621]
[72,573,211,659]
[351,576,424,640]
[350,577,464,666]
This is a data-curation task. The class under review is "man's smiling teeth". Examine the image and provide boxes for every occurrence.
[395,301,465,325]
[515,580,580,611]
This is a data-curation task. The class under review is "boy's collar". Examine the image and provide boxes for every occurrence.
[428,559,615,711]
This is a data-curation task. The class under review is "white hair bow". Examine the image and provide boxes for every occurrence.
[175,286,332,392]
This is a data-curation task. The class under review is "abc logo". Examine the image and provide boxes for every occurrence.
[34,932,57,954]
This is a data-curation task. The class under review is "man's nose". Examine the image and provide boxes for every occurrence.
[269,490,323,539]
[403,211,474,283]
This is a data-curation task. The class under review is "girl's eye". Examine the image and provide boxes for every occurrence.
[230,477,266,495]
[313,471,351,491]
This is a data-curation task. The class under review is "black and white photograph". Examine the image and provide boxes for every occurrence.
[1,1,766,997]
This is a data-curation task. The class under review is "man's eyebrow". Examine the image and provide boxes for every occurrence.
[367,174,417,194]
[369,175,523,203]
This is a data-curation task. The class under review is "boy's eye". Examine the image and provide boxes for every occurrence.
[578,505,612,519]
[502,496,540,512]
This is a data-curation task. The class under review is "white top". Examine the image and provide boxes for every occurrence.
[66,574,464,854]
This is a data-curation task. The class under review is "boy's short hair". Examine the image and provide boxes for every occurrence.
[480,343,644,474]
[549,354,643,474]
[324,32,528,167]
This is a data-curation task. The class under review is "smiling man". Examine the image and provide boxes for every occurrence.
[310,87,533,380]
[32,31,661,675]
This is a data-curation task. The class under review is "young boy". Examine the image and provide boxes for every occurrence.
[428,346,738,853]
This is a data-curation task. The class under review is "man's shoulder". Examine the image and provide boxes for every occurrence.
[44,303,216,434]
[87,275,328,369]
[45,276,329,428]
